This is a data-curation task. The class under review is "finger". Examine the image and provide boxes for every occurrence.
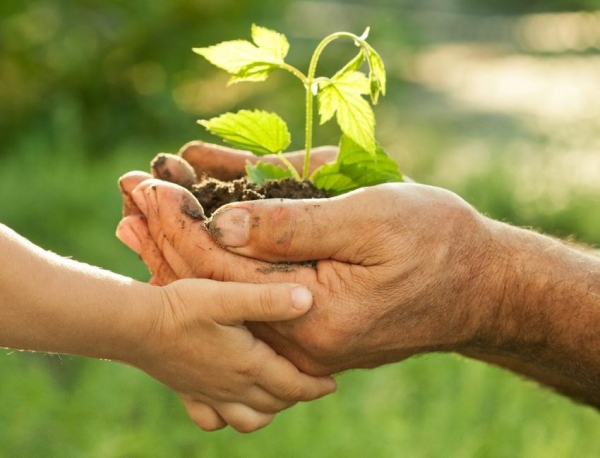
[179,141,255,181]
[207,186,386,263]
[116,214,179,284]
[275,146,338,175]
[131,179,317,285]
[116,216,142,255]
[179,141,338,180]
[213,403,275,433]
[247,321,330,376]
[118,171,152,217]
[200,280,314,325]
[151,153,198,188]
[175,285,338,400]
[250,342,338,401]
[181,396,227,432]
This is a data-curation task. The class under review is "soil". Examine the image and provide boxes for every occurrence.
[149,154,329,273]
[190,175,330,218]
[150,153,329,217]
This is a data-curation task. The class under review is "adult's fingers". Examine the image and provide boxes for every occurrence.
[118,171,152,217]
[179,141,338,180]
[207,186,390,264]
[179,142,256,181]
[116,214,179,284]
[129,179,318,285]
[150,153,198,188]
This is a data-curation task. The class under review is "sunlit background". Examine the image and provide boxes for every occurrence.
[1,0,600,456]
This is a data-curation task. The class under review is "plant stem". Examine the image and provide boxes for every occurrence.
[279,63,307,82]
[277,153,302,181]
[303,84,314,179]
[303,31,367,179]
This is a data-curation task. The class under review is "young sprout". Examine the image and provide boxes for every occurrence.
[193,24,402,195]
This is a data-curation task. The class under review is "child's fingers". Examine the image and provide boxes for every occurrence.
[205,281,314,326]
[213,402,275,433]
[251,342,337,402]
[180,396,227,432]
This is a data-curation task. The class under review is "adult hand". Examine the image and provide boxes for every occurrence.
[117,176,499,376]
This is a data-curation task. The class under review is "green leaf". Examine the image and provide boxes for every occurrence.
[337,51,366,76]
[311,134,402,195]
[245,161,293,185]
[317,71,376,155]
[363,44,386,104]
[198,110,291,156]
[192,25,289,84]
[251,24,289,61]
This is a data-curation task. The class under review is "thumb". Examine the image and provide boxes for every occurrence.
[207,190,367,263]
[180,280,316,325]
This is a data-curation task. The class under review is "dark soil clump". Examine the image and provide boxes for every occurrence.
[191,176,330,217]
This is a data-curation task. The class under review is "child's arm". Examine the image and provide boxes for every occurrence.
[0,223,336,432]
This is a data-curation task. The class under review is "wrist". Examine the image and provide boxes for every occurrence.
[459,218,524,352]
[102,281,163,365]
[464,222,573,354]
[458,223,600,406]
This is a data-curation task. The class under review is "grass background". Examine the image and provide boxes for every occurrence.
[1,0,600,456]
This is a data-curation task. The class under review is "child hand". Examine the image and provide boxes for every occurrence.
[129,279,336,433]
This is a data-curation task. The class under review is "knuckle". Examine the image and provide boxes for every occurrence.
[257,286,280,319]
[280,381,307,401]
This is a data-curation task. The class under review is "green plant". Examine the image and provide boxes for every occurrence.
[193,24,403,195]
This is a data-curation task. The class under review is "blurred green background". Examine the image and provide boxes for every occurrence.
[2,0,600,456]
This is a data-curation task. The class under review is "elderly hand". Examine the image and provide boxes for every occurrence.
[117,173,500,376]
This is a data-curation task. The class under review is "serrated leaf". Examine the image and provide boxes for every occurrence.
[251,24,289,61]
[198,110,291,156]
[317,71,376,155]
[245,161,293,185]
[193,41,278,74]
[311,134,402,195]
[193,25,289,84]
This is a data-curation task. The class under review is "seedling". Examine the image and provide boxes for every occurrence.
[193,24,403,195]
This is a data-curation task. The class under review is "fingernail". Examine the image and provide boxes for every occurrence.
[210,208,250,247]
[117,220,142,254]
[291,286,313,311]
